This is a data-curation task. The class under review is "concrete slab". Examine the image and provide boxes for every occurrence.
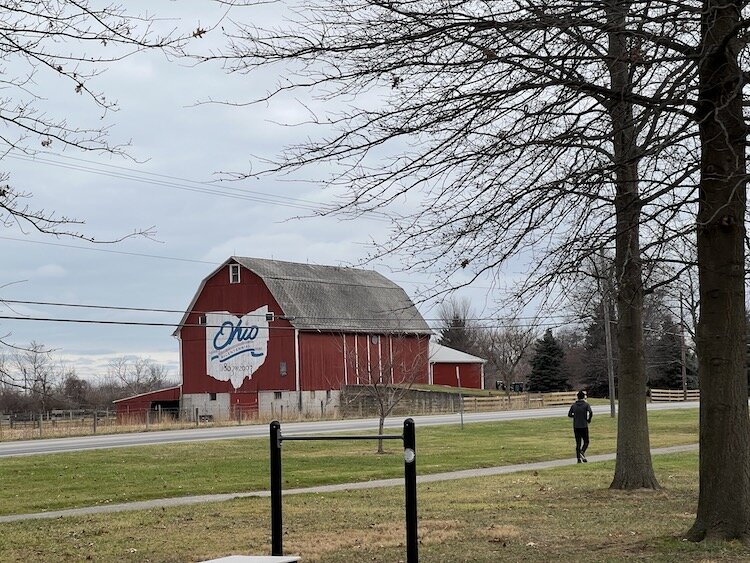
[201,557,300,562]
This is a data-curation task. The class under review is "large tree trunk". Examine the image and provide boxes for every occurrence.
[605,0,659,490]
[610,195,658,489]
[687,0,750,542]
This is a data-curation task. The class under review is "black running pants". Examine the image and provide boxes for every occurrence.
[574,427,589,459]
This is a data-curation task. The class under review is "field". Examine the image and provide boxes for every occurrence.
[0,407,748,561]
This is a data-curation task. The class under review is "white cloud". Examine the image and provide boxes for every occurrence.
[0,1,517,385]
[34,264,67,278]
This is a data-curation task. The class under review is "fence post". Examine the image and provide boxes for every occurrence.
[270,420,283,556]
[39,413,43,437]
[195,407,199,427]
[403,418,418,563]
[145,409,149,430]
[93,411,97,434]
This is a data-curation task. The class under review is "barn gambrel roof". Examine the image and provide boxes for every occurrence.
[175,257,432,335]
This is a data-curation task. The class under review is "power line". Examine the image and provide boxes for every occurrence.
[0,312,583,332]
[0,297,586,325]
[2,298,191,316]
[8,152,321,212]
[0,233,504,294]
[8,150,392,222]
[0,235,217,264]
[0,314,189,329]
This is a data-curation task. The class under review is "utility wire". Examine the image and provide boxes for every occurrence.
[0,234,502,291]
[0,313,584,331]
[0,297,585,324]
[0,235,217,264]
[8,151,392,222]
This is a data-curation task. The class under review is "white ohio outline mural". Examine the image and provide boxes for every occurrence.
[205,306,270,389]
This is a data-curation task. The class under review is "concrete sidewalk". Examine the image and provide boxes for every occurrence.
[0,444,697,524]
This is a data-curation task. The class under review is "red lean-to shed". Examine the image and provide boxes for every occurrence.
[112,385,181,422]
[428,342,485,390]
[115,257,434,420]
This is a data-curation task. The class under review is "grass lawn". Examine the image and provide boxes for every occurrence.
[0,409,699,516]
[2,451,749,562]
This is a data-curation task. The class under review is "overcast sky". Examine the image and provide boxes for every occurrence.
[0,2,510,381]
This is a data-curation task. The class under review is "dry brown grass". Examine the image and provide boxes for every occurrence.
[2,452,750,562]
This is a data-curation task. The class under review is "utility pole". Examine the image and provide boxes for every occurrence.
[593,249,617,418]
[680,295,688,401]
[456,367,464,430]
[603,293,617,418]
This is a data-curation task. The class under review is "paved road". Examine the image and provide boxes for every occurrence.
[0,401,698,458]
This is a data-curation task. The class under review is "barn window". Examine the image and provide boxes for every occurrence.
[198,314,206,325]
[229,264,241,284]
[274,391,282,400]
[279,361,287,377]
[209,393,217,401]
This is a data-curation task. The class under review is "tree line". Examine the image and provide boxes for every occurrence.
[437,295,698,396]
[0,344,174,414]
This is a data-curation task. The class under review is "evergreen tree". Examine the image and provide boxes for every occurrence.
[582,304,617,398]
[438,314,476,353]
[527,329,568,392]
[582,329,609,398]
[436,298,478,355]
[648,316,697,390]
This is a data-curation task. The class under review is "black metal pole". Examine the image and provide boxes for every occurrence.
[403,418,418,562]
[270,420,283,556]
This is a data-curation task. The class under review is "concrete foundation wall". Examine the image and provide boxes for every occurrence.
[182,393,231,420]
[259,390,340,419]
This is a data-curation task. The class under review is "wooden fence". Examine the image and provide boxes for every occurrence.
[461,391,578,412]
[650,388,700,402]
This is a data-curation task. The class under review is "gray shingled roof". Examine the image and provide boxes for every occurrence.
[233,257,432,334]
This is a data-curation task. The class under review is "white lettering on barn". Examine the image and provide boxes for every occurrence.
[205,306,269,389]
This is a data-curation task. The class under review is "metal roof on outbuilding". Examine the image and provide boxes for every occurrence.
[429,342,486,364]
[175,257,432,335]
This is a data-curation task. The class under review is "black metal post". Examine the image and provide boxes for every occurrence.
[268,421,418,561]
[403,418,418,562]
[270,420,283,555]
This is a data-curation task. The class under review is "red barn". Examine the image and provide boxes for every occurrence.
[112,385,181,422]
[117,257,433,419]
[428,342,485,390]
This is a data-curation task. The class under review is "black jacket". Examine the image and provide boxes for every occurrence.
[568,399,593,429]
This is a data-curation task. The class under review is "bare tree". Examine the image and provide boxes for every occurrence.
[344,334,429,453]
[215,0,704,490]
[0,3,183,240]
[107,356,171,398]
[60,370,91,409]
[12,341,63,411]
[476,321,536,395]
[685,0,750,542]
